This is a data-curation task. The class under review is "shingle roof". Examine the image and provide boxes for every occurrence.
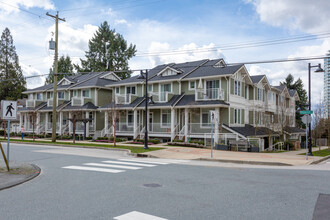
[289,89,297,97]
[137,94,183,108]
[19,102,47,112]
[250,75,265,84]
[99,97,145,109]
[273,85,286,91]
[284,126,305,134]
[183,64,243,79]
[175,94,229,107]
[25,72,113,93]
[229,124,278,137]
[62,102,98,111]
[39,101,70,111]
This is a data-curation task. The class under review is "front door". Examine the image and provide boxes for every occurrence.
[149,112,153,132]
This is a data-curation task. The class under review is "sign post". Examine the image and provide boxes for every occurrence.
[302,115,312,160]
[1,100,17,164]
[210,110,215,158]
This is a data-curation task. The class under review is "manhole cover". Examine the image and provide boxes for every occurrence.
[143,183,162,188]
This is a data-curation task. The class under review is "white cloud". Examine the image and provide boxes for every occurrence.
[21,63,45,89]
[248,0,330,33]
[147,42,225,67]
[114,19,128,25]
[0,0,54,14]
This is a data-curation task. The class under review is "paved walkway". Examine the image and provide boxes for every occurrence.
[141,146,330,166]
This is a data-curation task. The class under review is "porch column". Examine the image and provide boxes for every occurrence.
[36,112,40,134]
[19,113,23,130]
[85,112,90,137]
[59,112,63,135]
[104,112,108,136]
[133,110,138,139]
[45,113,49,133]
[184,108,189,141]
[214,108,220,144]
[171,108,176,141]
[69,112,72,134]
[24,113,27,130]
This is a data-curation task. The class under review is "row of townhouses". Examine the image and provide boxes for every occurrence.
[19,58,304,150]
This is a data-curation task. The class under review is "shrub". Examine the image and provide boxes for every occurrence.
[173,139,184,142]
[284,141,294,150]
[0,130,5,136]
[85,136,92,140]
[167,142,205,148]
[133,138,160,144]
[96,137,125,142]
[190,140,204,146]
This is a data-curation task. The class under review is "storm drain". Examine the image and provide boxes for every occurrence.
[143,183,162,188]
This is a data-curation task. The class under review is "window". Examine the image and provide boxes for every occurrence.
[257,88,263,101]
[245,85,248,99]
[58,92,64,99]
[126,86,136,95]
[201,109,211,127]
[161,109,171,127]
[234,109,242,124]
[234,80,241,96]
[161,84,171,93]
[189,81,195,90]
[148,85,153,92]
[36,93,43,100]
[127,111,133,126]
[29,94,33,100]
[115,87,120,94]
[206,80,219,99]
[73,90,77,97]
[49,92,53,98]
[82,90,90,98]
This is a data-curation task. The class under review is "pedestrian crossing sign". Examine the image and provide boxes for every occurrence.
[1,100,17,120]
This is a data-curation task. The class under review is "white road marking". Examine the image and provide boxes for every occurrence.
[62,166,124,173]
[114,211,168,220]
[84,163,142,170]
[102,160,157,167]
[118,159,169,165]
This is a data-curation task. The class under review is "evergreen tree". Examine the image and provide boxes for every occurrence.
[0,28,26,100]
[45,55,74,84]
[282,74,308,128]
[75,21,136,79]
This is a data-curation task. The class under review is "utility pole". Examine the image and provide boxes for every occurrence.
[46,11,65,142]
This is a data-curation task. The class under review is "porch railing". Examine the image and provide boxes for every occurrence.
[195,88,224,101]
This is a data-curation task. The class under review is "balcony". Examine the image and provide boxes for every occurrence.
[195,88,224,101]
[47,99,66,107]
[71,97,92,106]
[149,92,173,103]
[26,99,43,108]
[115,94,138,104]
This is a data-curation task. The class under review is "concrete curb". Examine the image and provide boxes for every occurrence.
[0,164,41,191]
[135,153,293,166]
[6,141,132,153]
[195,158,293,166]
[310,155,330,165]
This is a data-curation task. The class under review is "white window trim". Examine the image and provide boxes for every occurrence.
[36,93,43,100]
[126,110,133,127]
[125,86,136,95]
[200,108,211,128]
[148,84,153,92]
[72,90,78,97]
[189,81,196,90]
[160,109,171,128]
[82,89,91,98]
[57,91,65,100]
[159,82,173,102]
[115,87,120,94]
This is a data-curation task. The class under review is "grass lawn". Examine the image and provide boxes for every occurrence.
[299,148,330,157]
[0,139,164,154]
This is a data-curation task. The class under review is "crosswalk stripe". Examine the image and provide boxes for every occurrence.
[62,166,124,173]
[154,159,190,163]
[118,159,169,165]
[102,160,157,167]
[84,163,142,170]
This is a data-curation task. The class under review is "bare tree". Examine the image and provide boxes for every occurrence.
[106,101,120,147]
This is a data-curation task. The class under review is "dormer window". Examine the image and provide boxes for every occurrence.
[100,72,120,81]
[158,66,182,77]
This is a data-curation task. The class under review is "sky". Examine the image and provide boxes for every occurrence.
[0,0,329,106]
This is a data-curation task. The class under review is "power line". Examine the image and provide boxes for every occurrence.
[18,55,330,80]
[0,1,52,21]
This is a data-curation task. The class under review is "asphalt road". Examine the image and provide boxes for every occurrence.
[1,143,330,220]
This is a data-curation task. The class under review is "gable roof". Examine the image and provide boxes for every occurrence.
[250,75,265,84]
[228,124,278,137]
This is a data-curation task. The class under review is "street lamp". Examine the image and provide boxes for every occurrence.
[307,63,324,156]
[138,70,154,149]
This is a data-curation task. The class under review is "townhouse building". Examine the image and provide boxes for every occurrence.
[19,58,303,150]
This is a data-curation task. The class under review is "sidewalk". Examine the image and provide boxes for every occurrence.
[140,146,330,166]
